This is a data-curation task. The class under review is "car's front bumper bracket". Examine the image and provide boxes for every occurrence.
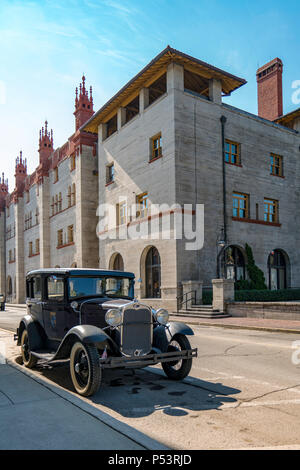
[98,348,198,369]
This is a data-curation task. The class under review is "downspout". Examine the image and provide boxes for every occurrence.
[219,115,227,279]
[220,115,227,243]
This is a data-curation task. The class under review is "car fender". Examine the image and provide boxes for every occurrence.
[17,315,45,350]
[153,321,194,352]
[53,325,115,360]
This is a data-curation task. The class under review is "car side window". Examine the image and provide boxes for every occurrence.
[47,276,65,302]
[32,277,42,300]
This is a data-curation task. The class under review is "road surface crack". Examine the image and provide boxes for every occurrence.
[234,383,300,408]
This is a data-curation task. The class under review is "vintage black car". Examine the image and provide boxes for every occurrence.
[0,293,5,311]
[16,268,197,396]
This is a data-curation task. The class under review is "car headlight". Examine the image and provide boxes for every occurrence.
[105,308,122,327]
[155,308,169,325]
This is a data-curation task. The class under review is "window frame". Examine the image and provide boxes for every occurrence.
[264,198,279,223]
[136,192,149,218]
[225,139,241,166]
[232,192,249,219]
[150,133,162,162]
[270,153,283,177]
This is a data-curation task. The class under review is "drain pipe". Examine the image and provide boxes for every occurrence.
[220,115,227,243]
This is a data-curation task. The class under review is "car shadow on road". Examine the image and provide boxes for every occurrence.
[16,357,241,419]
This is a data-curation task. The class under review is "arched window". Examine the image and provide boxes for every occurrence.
[113,253,124,271]
[268,250,287,290]
[145,247,161,298]
[225,246,245,281]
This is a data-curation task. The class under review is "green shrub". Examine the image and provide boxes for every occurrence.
[235,289,300,302]
[244,243,267,290]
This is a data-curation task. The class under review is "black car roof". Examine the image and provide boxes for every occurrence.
[26,268,135,278]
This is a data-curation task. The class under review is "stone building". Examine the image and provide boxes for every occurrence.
[0,76,99,302]
[82,47,300,311]
[1,47,300,309]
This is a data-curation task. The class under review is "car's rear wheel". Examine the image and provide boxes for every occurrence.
[70,342,101,397]
[162,334,192,380]
[21,329,38,368]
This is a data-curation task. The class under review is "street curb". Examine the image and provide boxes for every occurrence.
[4,353,168,451]
[169,315,300,334]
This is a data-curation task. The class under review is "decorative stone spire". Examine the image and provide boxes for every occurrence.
[74,75,94,131]
[0,172,8,212]
[39,120,54,167]
[15,150,27,194]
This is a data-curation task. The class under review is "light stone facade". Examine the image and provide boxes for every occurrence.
[83,47,300,311]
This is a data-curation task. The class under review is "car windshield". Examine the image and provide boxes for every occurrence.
[68,276,134,300]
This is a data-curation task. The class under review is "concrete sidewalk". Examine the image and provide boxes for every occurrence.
[0,329,166,450]
[170,312,300,334]
[0,363,153,450]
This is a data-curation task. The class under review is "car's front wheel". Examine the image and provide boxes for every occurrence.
[70,342,101,397]
[162,334,192,380]
[21,329,38,368]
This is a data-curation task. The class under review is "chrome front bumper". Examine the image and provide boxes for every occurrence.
[98,348,197,369]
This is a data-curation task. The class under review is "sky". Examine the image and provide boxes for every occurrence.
[0,0,299,187]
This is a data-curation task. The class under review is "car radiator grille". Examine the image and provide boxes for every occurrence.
[120,306,152,357]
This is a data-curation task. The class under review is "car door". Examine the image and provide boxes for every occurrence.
[27,275,44,327]
[42,275,68,341]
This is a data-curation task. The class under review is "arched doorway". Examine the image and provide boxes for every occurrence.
[70,262,77,268]
[145,247,161,298]
[224,246,245,281]
[109,253,124,271]
[268,249,288,290]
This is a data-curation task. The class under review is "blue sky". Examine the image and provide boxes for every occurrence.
[0,0,299,186]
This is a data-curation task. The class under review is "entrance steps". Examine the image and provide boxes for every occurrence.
[177,304,231,319]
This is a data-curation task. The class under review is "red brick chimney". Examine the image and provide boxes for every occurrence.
[256,58,283,121]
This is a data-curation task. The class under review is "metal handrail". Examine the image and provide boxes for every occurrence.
[176,290,196,311]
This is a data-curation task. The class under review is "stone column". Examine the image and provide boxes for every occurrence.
[15,198,25,303]
[212,278,234,312]
[117,107,126,130]
[167,63,184,92]
[39,178,51,268]
[209,78,222,104]
[181,280,203,309]
[139,88,149,111]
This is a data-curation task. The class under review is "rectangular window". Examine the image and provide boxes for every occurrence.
[150,133,162,161]
[29,242,33,257]
[9,250,12,262]
[233,192,249,219]
[70,154,76,171]
[136,192,148,218]
[57,229,63,247]
[68,225,74,244]
[117,201,127,226]
[53,167,59,183]
[35,238,40,254]
[225,140,241,165]
[270,154,283,177]
[106,163,114,184]
[264,198,278,223]
[47,276,64,301]
[32,276,42,300]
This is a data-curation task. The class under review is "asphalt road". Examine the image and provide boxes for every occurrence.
[2,306,300,449]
